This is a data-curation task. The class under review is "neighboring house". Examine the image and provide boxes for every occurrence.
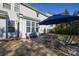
[0,3,52,39]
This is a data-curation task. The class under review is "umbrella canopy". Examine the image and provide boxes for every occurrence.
[39,15,79,25]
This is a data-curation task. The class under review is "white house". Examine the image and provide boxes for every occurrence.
[0,3,19,39]
[0,3,53,39]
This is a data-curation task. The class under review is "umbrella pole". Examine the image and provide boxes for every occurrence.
[69,36,75,44]
[68,35,72,44]
[67,22,72,44]
[67,22,74,44]
[65,23,71,44]
[68,22,73,44]
[66,35,72,44]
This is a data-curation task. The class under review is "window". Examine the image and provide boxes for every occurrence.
[32,27,35,32]
[36,12,39,17]
[36,23,39,27]
[36,23,39,32]
[14,3,20,12]
[26,21,30,32]
[32,22,35,32]
[3,3,11,9]
[26,27,30,32]
[8,20,15,32]
[8,20,15,27]
[32,22,35,27]
[36,28,39,32]
[26,21,30,26]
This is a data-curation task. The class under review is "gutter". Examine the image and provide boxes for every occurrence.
[18,13,40,22]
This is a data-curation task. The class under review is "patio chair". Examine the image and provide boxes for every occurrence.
[29,32,38,39]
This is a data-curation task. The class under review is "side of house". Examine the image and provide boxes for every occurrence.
[0,3,52,39]
[0,3,19,39]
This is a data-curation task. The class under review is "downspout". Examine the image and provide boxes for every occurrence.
[6,15,9,38]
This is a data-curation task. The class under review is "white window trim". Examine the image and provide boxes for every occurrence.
[3,3,11,10]
[26,20,31,32]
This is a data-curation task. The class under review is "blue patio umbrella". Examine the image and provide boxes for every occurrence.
[39,15,79,25]
[39,15,79,45]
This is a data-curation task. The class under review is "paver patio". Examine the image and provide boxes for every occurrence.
[0,37,79,56]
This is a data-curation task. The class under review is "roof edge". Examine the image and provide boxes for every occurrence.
[20,3,49,17]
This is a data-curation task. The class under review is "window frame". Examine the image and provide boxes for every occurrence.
[8,20,15,32]
[14,3,20,12]
[26,20,31,32]
[3,3,11,10]
[36,23,39,32]
[32,21,35,32]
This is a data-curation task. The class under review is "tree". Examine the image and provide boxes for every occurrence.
[63,9,70,15]
[52,10,79,44]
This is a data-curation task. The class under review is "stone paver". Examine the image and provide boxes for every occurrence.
[0,38,79,56]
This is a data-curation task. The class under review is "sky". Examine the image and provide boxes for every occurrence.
[31,3,79,15]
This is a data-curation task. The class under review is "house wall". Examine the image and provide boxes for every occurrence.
[0,3,52,39]
[19,18,26,38]
[19,4,40,38]
[0,3,19,38]
[38,13,52,33]
[20,4,37,18]
[0,18,6,39]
